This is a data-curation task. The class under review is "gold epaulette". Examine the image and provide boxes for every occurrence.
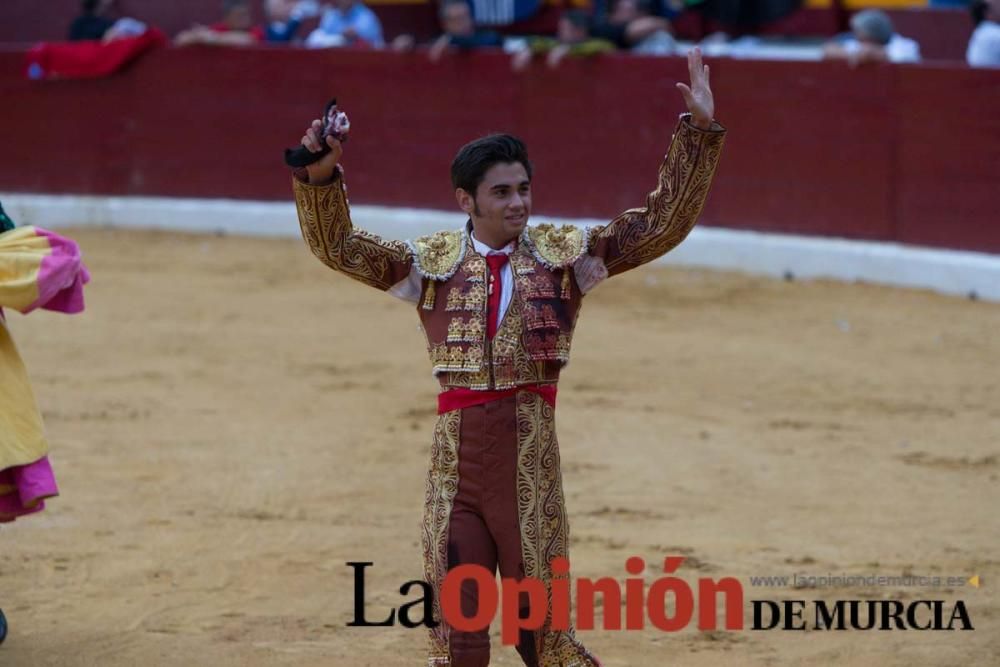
[408,229,467,281]
[523,223,589,270]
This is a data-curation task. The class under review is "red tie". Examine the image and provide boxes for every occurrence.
[486,252,509,339]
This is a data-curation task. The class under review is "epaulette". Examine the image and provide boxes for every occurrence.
[522,223,588,270]
[407,228,468,281]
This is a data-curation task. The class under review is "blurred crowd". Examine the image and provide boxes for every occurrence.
[67,0,1000,68]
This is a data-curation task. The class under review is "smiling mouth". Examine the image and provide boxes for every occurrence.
[506,214,526,223]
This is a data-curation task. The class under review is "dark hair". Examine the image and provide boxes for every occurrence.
[970,0,987,26]
[450,134,532,195]
[82,0,99,12]
[561,9,591,31]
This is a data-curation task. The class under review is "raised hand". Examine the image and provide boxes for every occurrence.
[675,48,714,130]
[301,119,343,185]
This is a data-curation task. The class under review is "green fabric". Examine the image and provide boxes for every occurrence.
[528,37,616,56]
[567,38,616,56]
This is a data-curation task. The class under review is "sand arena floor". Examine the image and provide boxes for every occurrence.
[1,227,998,666]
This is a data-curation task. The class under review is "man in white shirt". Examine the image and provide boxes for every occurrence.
[823,9,921,65]
[968,0,1000,67]
[305,0,385,48]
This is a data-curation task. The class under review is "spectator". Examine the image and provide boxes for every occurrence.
[590,0,676,54]
[392,0,502,61]
[469,0,542,26]
[68,0,116,41]
[305,0,385,49]
[511,9,616,70]
[593,0,685,23]
[823,9,921,65]
[265,0,302,43]
[175,0,265,47]
[266,0,322,43]
[968,0,1000,67]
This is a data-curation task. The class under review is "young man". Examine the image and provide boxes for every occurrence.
[291,49,725,666]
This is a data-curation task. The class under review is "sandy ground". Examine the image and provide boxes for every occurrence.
[1,227,998,667]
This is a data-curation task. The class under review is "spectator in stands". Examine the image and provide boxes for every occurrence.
[392,0,502,61]
[305,0,385,48]
[823,9,921,65]
[511,9,616,70]
[469,0,543,26]
[175,0,265,47]
[590,0,677,55]
[968,0,1000,66]
[265,0,303,43]
[68,0,116,41]
[592,0,685,23]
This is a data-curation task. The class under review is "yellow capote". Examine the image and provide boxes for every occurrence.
[0,226,51,474]
[0,226,50,311]
[0,317,48,476]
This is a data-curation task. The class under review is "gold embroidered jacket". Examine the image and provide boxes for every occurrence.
[294,115,726,389]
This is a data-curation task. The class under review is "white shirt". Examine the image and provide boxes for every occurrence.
[968,21,1000,68]
[842,34,921,63]
[388,230,515,325]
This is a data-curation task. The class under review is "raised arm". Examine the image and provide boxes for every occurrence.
[293,120,414,291]
[585,49,726,280]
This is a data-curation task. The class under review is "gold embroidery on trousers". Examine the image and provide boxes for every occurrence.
[515,392,601,666]
[421,409,461,662]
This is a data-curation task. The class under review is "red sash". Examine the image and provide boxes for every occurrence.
[437,384,557,414]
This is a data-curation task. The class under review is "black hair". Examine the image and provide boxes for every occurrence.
[450,134,532,195]
[970,0,988,26]
[82,0,99,12]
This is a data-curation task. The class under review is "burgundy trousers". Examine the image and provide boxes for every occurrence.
[447,395,539,667]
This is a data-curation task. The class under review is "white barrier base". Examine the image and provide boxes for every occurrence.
[2,192,998,302]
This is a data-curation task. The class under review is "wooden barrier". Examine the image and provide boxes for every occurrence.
[0,47,997,253]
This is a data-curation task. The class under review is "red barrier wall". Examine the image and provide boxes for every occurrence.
[1,48,998,253]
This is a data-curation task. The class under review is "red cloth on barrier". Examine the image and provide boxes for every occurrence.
[24,28,166,80]
[438,384,557,414]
